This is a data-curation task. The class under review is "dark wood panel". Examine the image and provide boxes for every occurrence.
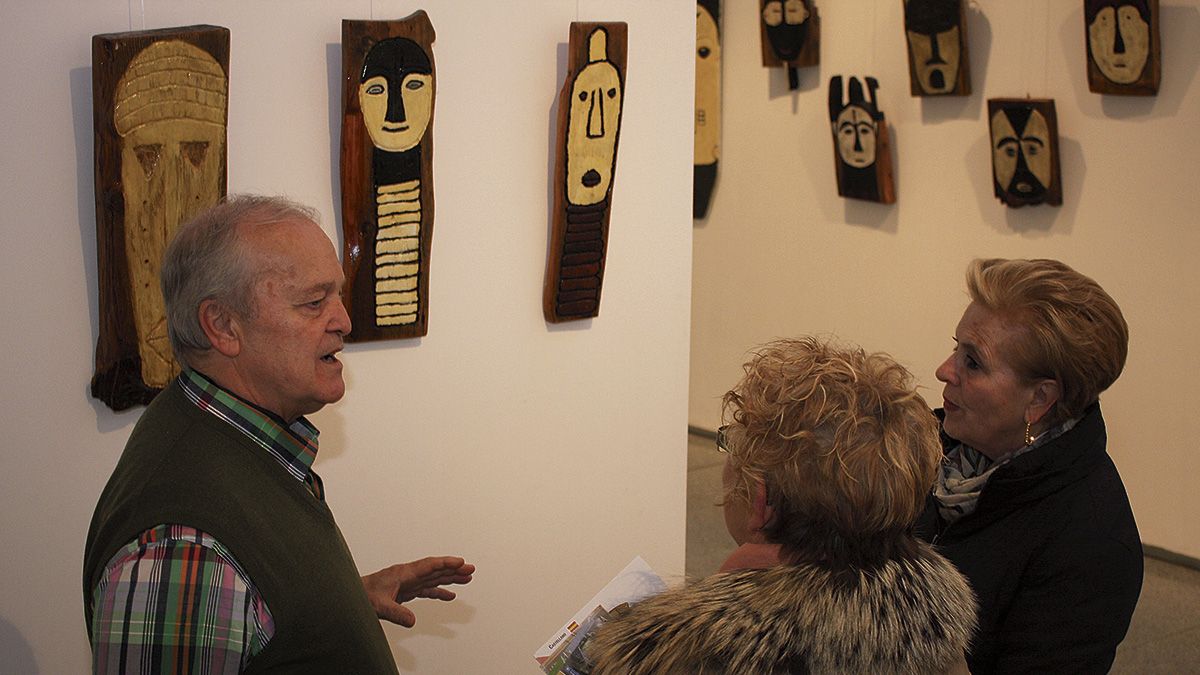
[543,22,628,323]
[340,11,436,341]
[91,25,229,410]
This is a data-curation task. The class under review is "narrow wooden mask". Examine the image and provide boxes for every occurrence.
[1085,0,1160,95]
[828,76,895,204]
[988,99,1062,207]
[544,23,627,323]
[903,0,970,96]
[695,0,721,218]
[91,25,229,410]
[340,11,436,341]
[759,0,819,68]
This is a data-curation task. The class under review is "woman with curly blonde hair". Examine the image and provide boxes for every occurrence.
[588,337,976,674]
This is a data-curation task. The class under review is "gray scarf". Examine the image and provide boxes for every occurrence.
[935,417,1078,524]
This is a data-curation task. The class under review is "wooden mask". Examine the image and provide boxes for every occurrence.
[91,25,229,410]
[828,76,895,204]
[903,0,970,96]
[544,23,627,323]
[988,99,1062,207]
[1085,0,1160,95]
[695,0,721,219]
[341,12,436,341]
[759,0,819,68]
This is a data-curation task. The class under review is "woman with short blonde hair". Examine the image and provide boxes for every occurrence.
[918,258,1140,673]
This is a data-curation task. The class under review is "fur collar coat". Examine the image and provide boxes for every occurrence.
[587,539,976,674]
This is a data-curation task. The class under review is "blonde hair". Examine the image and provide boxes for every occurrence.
[966,258,1128,424]
[722,337,941,556]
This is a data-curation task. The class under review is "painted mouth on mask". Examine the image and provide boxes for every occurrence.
[929,69,946,89]
[581,169,602,188]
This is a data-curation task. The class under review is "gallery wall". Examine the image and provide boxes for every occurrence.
[0,1,693,672]
[690,0,1200,560]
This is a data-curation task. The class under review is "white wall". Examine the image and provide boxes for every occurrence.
[691,0,1200,560]
[0,1,693,672]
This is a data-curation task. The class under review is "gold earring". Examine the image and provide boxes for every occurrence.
[1024,421,1035,446]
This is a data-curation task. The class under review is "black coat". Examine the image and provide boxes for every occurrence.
[916,403,1143,674]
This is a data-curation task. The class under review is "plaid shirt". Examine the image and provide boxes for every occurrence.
[90,369,326,674]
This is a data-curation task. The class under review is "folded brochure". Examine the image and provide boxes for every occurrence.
[534,556,666,674]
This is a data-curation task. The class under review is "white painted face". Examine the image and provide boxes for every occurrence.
[359,72,433,153]
[833,106,877,168]
[565,28,623,206]
[905,26,961,94]
[1088,4,1150,84]
[990,108,1052,198]
[695,5,721,166]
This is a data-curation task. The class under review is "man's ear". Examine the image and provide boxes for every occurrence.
[748,480,776,534]
[198,299,242,358]
[1026,378,1062,427]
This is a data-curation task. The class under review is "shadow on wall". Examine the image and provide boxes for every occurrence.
[0,615,39,674]
[386,599,478,673]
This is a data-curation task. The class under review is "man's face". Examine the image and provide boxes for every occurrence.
[834,106,877,168]
[233,218,352,421]
[991,107,1052,202]
[1088,3,1151,84]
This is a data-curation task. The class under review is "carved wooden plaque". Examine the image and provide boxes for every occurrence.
[828,76,895,204]
[903,0,970,96]
[1085,0,1160,95]
[695,0,721,219]
[759,0,819,68]
[341,12,436,341]
[988,98,1062,207]
[544,22,628,323]
[91,25,229,411]
[759,0,818,89]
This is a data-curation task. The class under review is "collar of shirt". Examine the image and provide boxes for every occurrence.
[179,368,325,499]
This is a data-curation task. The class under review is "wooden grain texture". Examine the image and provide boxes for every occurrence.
[902,0,971,97]
[543,22,628,323]
[759,0,819,68]
[91,25,229,411]
[340,12,436,342]
[695,0,721,219]
[987,98,1062,208]
[1085,0,1160,96]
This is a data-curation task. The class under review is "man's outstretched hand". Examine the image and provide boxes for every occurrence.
[362,556,475,627]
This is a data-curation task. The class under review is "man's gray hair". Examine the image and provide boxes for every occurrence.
[161,194,321,367]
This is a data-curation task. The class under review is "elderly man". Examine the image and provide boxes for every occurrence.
[83,195,472,673]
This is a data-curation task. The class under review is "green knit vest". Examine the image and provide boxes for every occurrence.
[83,379,398,674]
